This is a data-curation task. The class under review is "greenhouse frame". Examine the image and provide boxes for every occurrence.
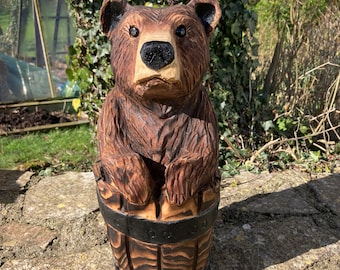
[0,0,76,104]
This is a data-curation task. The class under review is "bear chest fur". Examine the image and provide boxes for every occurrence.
[115,89,215,166]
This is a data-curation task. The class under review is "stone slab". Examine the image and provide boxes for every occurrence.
[0,222,56,250]
[211,216,339,270]
[308,173,340,216]
[219,170,310,209]
[265,240,340,270]
[2,170,339,269]
[1,244,113,270]
[23,172,98,223]
[0,170,33,191]
[244,189,319,215]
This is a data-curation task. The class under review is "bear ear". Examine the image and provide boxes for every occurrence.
[100,0,131,35]
[187,0,221,36]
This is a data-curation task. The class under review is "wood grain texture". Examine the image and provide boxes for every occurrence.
[98,179,218,269]
[95,0,221,206]
[107,223,213,270]
[95,0,221,269]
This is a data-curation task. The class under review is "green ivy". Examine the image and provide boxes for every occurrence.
[207,0,261,168]
[65,0,114,125]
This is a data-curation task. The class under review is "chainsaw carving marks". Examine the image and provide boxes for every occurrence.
[107,225,212,269]
[94,0,221,269]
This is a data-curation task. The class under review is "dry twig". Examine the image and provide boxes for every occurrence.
[250,124,340,163]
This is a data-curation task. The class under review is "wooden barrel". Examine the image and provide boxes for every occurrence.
[97,179,219,270]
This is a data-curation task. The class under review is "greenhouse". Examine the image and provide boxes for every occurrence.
[0,0,76,103]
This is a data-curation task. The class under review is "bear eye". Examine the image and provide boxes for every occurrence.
[129,26,139,38]
[175,25,186,37]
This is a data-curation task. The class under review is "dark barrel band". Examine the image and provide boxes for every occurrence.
[97,188,219,244]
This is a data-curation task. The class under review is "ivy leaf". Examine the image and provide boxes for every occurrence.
[231,20,241,37]
[299,125,309,134]
[65,68,74,80]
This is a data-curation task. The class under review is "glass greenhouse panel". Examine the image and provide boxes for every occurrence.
[0,0,76,104]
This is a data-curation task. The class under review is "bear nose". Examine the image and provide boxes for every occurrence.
[140,41,174,70]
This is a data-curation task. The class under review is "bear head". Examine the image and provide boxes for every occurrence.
[100,0,221,104]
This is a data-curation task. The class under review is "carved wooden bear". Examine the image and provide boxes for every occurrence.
[94,0,221,269]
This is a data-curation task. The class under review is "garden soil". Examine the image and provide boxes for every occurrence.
[0,107,78,133]
[0,169,339,269]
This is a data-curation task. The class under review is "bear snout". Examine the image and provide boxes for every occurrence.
[140,41,175,71]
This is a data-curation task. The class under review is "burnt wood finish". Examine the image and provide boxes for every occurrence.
[97,188,219,244]
[94,0,221,269]
[107,224,213,270]
[98,184,218,270]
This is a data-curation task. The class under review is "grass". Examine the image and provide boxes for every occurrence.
[0,125,96,173]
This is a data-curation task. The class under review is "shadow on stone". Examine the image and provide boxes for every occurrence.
[0,170,31,204]
[210,173,340,270]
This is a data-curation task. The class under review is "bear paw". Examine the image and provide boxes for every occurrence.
[99,154,153,205]
[165,154,204,205]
